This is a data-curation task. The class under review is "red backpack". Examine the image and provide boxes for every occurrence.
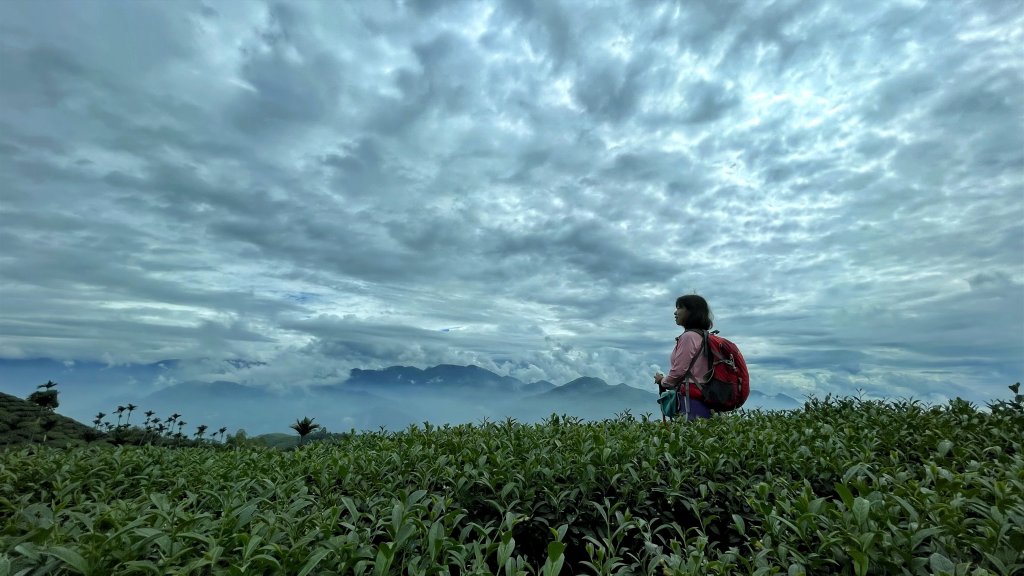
[682,329,750,412]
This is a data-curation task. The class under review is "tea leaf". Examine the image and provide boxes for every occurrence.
[297,548,331,576]
[937,440,954,457]
[732,514,746,536]
[44,546,89,574]
[852,497,871,526]
[834,482,854,510]
[929,552,955,575]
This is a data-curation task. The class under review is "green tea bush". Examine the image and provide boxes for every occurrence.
[0,394,1021,575]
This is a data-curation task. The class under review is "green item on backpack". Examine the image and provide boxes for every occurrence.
[658,390,678,418]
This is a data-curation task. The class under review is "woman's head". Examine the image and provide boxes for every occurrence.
[674,294,713,330]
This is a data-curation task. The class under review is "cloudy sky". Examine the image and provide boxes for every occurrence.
[1,0,1022,408]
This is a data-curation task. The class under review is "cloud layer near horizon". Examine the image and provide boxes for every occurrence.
[1,0,1022,406]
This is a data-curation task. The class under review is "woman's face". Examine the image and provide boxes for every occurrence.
[674,305,688,326]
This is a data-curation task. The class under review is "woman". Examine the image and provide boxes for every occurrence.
[655,294,713,420]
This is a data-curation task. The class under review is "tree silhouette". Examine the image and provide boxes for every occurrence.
[125,404,137,426]
[142,411,156,432]
[164,414,181,438]
[37,380,58,390]
[195,424,208,440]
[217,427,228,442]
[115,406,126,428]
[290,417,322,445]
[27,390,59,412]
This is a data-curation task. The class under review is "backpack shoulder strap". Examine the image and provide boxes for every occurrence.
[681,329,708,383]
[704,330,711,369]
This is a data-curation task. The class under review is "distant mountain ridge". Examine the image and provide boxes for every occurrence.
[127,364,666,433]
[147,380,273,403]
[0,359,804,435]
[344,364,524,392]
[131,364,803,434]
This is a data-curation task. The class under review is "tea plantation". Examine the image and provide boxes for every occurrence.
[1,393,1021,575]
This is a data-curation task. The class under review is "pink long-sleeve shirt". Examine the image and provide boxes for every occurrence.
[664,330,709,397]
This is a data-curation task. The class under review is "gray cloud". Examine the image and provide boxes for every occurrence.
[230,7,345,132]
[0,0,1021,415]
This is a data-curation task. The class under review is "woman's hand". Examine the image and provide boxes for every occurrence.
[654,372,664,385]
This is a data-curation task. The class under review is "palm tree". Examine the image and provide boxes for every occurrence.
[164,414,181,438]
[37,380,58,390]
[142,411,156,432]
[217,427,228,442]
[115,406,126,428]
[195,424,208,440]
[290,417,322,445]
[125,404,137,426]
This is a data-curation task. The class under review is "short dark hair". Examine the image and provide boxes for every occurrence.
[675,294,713,330]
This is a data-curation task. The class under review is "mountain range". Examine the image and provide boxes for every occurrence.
[0,360,802,435]
[137,364,802,434]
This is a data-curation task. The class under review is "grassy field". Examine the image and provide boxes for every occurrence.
[1,393,1021,575]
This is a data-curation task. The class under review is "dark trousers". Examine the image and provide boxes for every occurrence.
[682,397,713,420]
